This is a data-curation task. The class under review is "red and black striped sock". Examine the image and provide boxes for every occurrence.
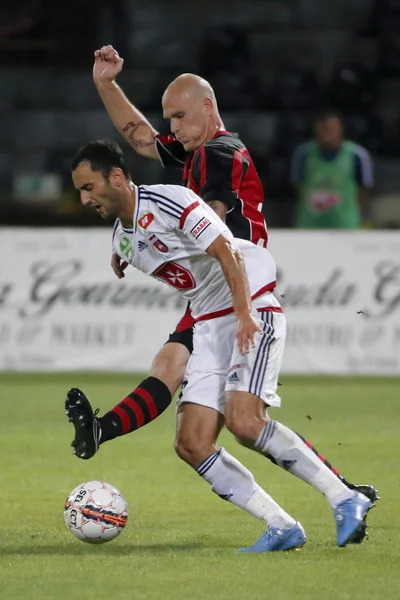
[99,377,172,443]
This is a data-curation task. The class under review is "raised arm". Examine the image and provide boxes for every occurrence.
[93,45,159,160]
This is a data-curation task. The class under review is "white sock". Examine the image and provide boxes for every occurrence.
[256,421,354,509]
[197,448,296,529]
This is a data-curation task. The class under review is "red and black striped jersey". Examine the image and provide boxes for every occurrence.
[155,130,268,247]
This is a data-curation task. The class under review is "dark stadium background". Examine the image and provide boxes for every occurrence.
[1,0,399,228]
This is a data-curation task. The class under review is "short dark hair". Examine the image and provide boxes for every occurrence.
[314,108,343,124]
[71,140,131,179]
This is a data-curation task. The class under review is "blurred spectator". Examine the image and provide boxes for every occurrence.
[290,110,374,229]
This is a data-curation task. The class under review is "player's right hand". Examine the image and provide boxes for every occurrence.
[236,313,261,355]
[111,252,128,279]
[93,45,124,86]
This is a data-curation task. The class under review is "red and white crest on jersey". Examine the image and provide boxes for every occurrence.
[138,212,154,229]
[149,234,169,253]
[152,261,196,290]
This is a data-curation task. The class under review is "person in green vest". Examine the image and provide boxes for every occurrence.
[290,110,374,228]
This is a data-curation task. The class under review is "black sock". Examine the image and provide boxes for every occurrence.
[99,377,172,443]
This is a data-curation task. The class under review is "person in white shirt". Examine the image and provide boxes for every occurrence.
[66,140,372,552]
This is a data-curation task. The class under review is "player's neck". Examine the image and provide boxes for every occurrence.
[118,181,136,229]
[203,117,226,144]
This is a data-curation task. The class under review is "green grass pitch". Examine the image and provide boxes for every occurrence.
[0,373,399,600]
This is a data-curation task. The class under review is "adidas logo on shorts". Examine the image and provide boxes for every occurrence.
[228,371,239,382]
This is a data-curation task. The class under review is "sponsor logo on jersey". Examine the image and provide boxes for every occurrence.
[138,241,148,252]
[138,212,154,229]
[149,234,169,253]
[119,236,133,261]
[190,217,211,240]
[152,261,196,290]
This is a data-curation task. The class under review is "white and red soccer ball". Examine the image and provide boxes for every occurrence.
[64,481,128,543]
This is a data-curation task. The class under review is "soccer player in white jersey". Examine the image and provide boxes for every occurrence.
[74,45,378,544]
[67,140,373,552]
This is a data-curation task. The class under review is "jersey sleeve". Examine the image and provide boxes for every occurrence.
[156,185,228,252]
[192,143,249,210]
[155,135,187,168]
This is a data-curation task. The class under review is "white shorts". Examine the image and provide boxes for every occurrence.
[177,295,286,414]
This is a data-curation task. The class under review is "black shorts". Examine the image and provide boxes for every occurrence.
[165,304,194,354]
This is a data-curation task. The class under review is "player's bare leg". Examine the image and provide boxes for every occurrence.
[65,342,189,458]
[225,390,372,547]
[175,402,225,466]
[150,342,189,396]
[174,402,306,552]
[65,331,377,532]
[97,340,190,442]
[65,333,378,531]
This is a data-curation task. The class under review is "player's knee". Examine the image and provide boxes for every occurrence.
[174,435,211,468]
[225,413,260,446]
[225,392,267,446]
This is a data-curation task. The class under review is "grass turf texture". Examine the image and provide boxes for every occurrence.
[0,373,399,600]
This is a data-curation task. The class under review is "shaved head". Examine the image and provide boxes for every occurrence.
[163,73,216,104]
[162,73,223,151]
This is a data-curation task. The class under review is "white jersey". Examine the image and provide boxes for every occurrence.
[112,184,278,321]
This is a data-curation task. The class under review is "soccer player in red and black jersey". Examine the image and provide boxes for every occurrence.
[155,126,267,247]
[66,47,377,540]
[91,45,268,404]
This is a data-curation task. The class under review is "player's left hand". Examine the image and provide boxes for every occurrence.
[236,313,261,354]
[111,252,128,279]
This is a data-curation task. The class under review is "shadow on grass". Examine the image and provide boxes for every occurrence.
[1,541,202,557]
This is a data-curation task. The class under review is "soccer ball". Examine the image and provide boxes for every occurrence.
[64,480,128,543]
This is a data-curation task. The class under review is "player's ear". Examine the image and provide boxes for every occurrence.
[109,167,125,187]
[204,97,213,115]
